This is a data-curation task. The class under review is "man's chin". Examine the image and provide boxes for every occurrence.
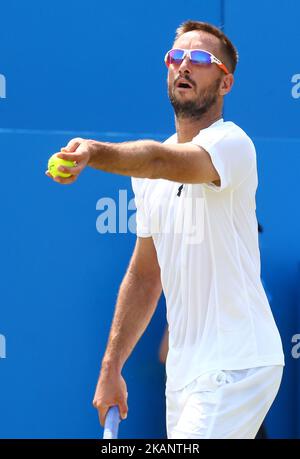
[175,86,194,93]
[174,88,195,97]
[170,98,210,119]
[172,93,196,105]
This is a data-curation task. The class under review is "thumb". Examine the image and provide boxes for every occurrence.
[119,401,128,420]
[61,137,84,152]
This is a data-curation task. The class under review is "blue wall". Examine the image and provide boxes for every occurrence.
[224,0,300,438]
[0,0,299,438]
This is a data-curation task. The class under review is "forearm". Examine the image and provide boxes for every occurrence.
[88,139,162,179]
[101,267,162,374]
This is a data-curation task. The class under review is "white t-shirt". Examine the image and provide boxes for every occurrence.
[131,118,284,392]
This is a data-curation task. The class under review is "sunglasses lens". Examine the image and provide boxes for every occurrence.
[168,49,185,65]
[165,49,213,67]
[190,50,211,65]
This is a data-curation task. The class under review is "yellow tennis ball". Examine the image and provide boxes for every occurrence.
[48,153,75,178]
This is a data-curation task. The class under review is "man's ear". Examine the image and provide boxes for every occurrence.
[219,73,234,96]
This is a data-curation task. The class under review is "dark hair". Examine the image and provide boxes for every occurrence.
[175,20,238,73]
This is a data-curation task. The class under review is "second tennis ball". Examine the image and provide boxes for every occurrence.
[48,153,75,178]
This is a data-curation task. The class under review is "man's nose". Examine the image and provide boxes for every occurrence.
[178,55,192,74]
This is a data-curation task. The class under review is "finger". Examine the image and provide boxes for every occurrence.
[98,405,109,427]
[57,164,83,176]
[52,175,78,185]
[61,137,84,152]
[93,398,111,427]
[56,151,81,161]
[45,166,78,183]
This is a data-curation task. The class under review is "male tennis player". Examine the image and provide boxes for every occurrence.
[46,21,284,439]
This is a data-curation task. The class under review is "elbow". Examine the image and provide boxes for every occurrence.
[158,350,167,364]
[149,157,164,179]
[145,141,165,179]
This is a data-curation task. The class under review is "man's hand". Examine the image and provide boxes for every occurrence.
[93,367,128,427]
[45,137,92,184]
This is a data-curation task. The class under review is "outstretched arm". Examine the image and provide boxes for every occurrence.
[46,137,220,185]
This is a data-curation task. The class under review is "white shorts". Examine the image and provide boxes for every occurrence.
[166,365,283,439]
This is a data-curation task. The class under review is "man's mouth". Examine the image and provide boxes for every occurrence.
[175,79,194,90]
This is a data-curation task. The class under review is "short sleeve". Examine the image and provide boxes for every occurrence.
[131,177,152,238]
[191,125,256,192]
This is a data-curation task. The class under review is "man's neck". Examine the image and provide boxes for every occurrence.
[175,111,223,143]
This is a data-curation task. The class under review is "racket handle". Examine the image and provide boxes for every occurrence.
[103,405,121,439]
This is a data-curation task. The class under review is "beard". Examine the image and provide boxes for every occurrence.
[168,77,222,120]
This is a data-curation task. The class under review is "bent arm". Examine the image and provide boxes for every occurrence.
[101,236,162,374]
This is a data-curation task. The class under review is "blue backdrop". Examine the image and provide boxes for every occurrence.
[0,0,299,439]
